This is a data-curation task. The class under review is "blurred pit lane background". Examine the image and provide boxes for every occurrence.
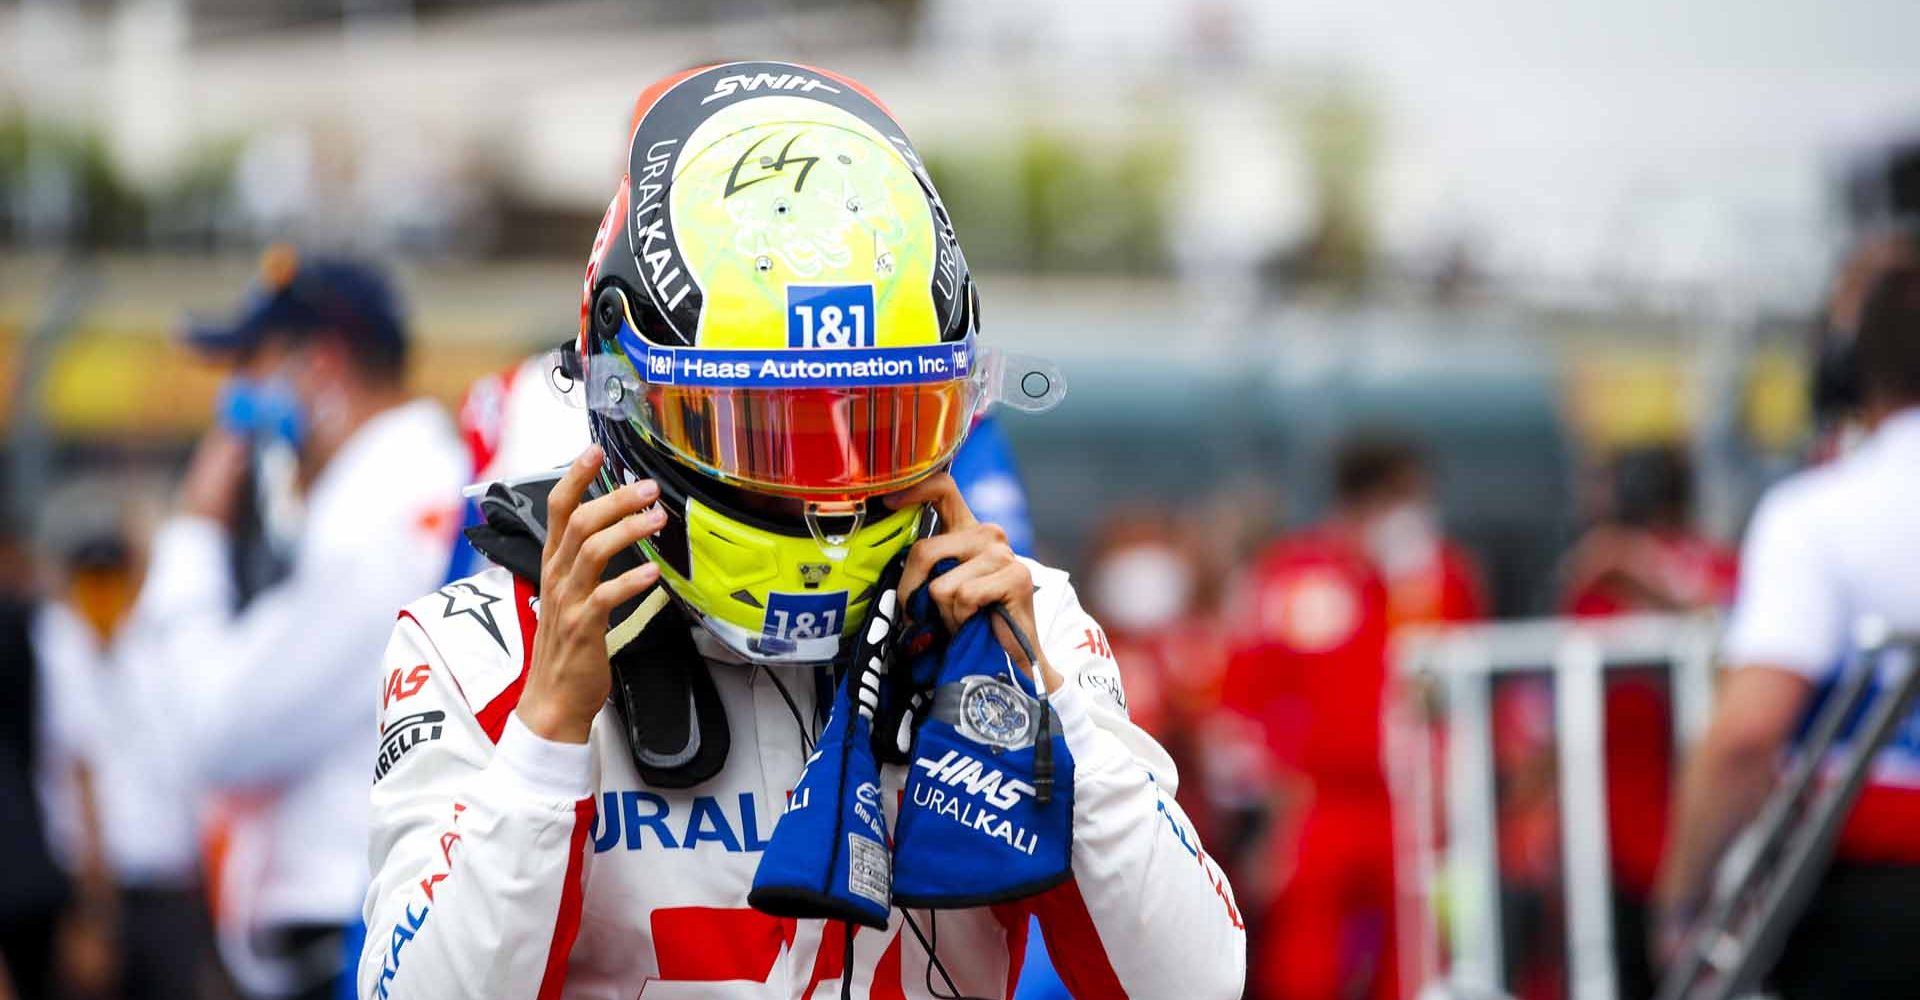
[14,0,1920,602]
[6,1,1920,999]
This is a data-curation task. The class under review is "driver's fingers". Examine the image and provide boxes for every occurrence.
[572,505,667,586]
[886,473,976,532]
[923,549,1006,629]
[952,561,1033,637]
[548,479,658,577]
[544,446,604,562]
[589,560,663,616]
[898,522,1010,606]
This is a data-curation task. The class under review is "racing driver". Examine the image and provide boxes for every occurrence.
[359,62,1246,999]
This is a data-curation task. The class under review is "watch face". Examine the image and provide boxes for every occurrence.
[961,677,1033,750]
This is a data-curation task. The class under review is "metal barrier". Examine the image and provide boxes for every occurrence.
[1390,615,1722,1000]
[1654,622,1920,1000]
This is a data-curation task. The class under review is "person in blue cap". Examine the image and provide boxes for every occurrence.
[124,246,465,1000]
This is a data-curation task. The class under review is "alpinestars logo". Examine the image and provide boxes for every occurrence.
[702,71,842,105]
[376,710,446,782]
[439,582,506,652]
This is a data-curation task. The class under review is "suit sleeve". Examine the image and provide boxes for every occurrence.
[359,615,597,1000]
[1025,567,1247,1000]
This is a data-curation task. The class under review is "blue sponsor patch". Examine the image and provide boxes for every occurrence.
[787,284,876,348]
[762,590,848,642]
[618,326,972,389]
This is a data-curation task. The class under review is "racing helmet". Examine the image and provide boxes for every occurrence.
[574,62,1059,664]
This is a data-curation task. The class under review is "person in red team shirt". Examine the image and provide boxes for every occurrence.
[1080,509,1248,855]
[1561,446,1738,620]
[1225,431,1485,1000]
[1557,445,1737,999]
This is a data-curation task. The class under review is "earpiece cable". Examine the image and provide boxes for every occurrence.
[987,603,1052,804]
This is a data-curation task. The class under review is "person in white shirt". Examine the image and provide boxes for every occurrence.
[129,249,465,1000]
[1658,248,1920,997]
[35,532,210,1000]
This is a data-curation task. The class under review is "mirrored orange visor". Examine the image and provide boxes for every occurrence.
[587,325,984,499]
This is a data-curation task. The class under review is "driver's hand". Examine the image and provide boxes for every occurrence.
[516,446,664,744]
[891,474,1062,691]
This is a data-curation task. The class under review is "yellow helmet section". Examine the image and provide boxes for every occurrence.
[668,96,942,349]
[641,494,928,653]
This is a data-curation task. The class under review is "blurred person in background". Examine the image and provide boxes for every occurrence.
[1,531,103,1000]
[1561,446,1738,618]
[0,525,36,602]
[1655,252,1920,997]
[1347,434,1486,634]
[1223,429,1484,1000]
[35,526,219,1000]
[1557,445,1736,1000]
[1080,509,1240,835]
[1078,505,1273,978]
[1808,227,1919,460]
[0,591,61,1000]
[1082,509,1207,738]
[0,520,118,1000]
[124,249,463,1000]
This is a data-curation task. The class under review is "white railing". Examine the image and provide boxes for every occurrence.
[1390,615,1722,1000]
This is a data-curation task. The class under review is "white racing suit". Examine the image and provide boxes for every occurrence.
[360,561,1245,999]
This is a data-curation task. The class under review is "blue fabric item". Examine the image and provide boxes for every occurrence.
[338,919,367,1000]
[749,629,894,930]
[950,415,1035,557]
[892,579,1075,908]
[441,496,489,585]
[218,377,306,447]
[1013,921,1073,1000]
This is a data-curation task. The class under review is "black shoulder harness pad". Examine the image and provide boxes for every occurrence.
[465,473,729,788]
